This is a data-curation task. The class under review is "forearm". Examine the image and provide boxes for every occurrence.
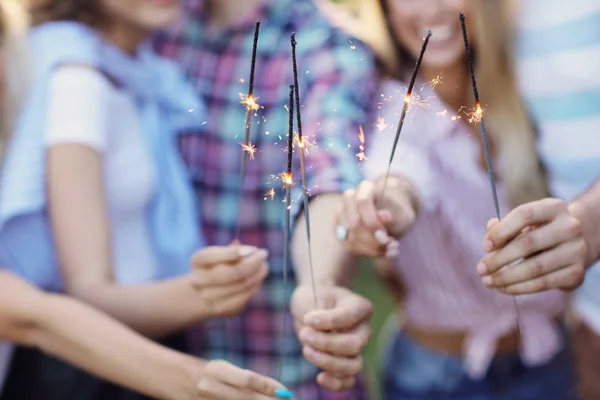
[292,193,356,287]
[569,179,600,267]
[67,276,207,338]
[31,294,203,400]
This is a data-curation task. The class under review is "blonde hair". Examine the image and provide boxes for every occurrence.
[0,0,30,161]
[330,0,547,207]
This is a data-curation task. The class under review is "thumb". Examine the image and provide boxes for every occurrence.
[190,245,258,268]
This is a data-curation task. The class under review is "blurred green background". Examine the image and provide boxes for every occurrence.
[351,261,395,400]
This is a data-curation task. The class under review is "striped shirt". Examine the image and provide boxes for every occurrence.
[154,1,376,398]
[516,0,600,333]
[364,79,566,379]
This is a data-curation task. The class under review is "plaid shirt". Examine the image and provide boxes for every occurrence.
[155,1,376,398]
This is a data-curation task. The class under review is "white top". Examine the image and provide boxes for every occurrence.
[516,0,600,333]
[1,66,162,394]
[45,66,159,284]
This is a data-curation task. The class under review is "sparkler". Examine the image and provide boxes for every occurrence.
[277,85,295,385]
[459,12,522,335]
[378,31,431,204]
[291,33,318,309]
[234,20,261,241]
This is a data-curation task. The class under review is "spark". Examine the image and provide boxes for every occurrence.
[238,141,257,159]
[280,172,293,186]
[263,188,276,200]
[239,93,261,111]
[430,74,443,89]
[376,116,390,132]
[356,125,367,161]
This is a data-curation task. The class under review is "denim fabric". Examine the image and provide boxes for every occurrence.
[383,329,577,400]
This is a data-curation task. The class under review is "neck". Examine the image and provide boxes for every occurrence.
[421,61,468,112]
[205,0,262,27]
[100,21,148,54]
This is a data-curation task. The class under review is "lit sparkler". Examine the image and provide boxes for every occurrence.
[379,31,432,204]
[234,20,261,241]
[460,12,521,333]
[278,85,295,385]
[291,33,318,309]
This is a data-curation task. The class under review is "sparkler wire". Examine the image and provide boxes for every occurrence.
[234,21,261,241]
[291,33,319,309]
[277,85,295,384]
[379,31,431,205]
[460,11,522,338]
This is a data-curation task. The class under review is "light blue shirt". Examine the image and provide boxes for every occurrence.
[0,22,205,290]
[517,0,600,331]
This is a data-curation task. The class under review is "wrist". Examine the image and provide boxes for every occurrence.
[162,354,206,400]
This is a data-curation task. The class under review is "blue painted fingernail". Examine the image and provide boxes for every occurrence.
[275,388,295,398]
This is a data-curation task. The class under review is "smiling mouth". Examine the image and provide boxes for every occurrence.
[422,24,456,42]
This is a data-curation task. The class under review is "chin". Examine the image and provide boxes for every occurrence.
[139,8,181,30]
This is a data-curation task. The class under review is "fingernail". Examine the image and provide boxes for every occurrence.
[275,388,295,399]
[237,246,257,257]
[304,346,317,358]
[483,240,494,252]
[385,243,399,259]
[476,262,488,275]
[482,276,493,286]
[258,249,269,258]
[379,210,392,222]
[309,317,320,328]
[374,230,390,244]
[300,328,315,344]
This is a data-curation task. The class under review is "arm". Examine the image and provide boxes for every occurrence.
[0,270,292,400]
[569,179,600,268]
[45,66,209,338]
[0,270,203,400]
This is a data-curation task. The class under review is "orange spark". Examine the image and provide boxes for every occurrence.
[238,142,257,159]
[239,93,261,111]
[263,188,276,200]
[356,125,367,161]
[430,74,443,89]
[280,172,293,185]
[404,94,411,104]
[376,116,389,132]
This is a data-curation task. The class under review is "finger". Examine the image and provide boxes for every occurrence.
[298,324,371,357]
[338,202,386,257]
[303,345,363,376]
[316,372,356,392]
[479,216,582,275]
[486,218,499,231]
[482,240,586,289]
[206,361,288,397]
[201,262,268,299]
[197,250,268,287]
[355,181,384,232]
[304,295,373,331]
[499,263,585,295]
[191,245,259,268]
[484,199,565,251]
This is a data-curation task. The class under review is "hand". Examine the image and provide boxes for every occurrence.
[291,285,373,391]
[335,178,417,257]
[477,198,586,294]
[190,245,269,318]
[197,360,294,400]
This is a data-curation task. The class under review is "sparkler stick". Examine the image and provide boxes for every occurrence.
[234,20,261,241]
[459,12,521,334]
[277,85,295,385]
[378,31,431,204]
[291,33,318,309]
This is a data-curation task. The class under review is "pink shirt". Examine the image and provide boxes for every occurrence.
[364,79,565,379]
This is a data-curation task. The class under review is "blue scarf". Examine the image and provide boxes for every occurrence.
[0,22,204,289]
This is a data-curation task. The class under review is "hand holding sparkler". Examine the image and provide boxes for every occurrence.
[189,245,269,319]
[290,285,373,392]
[334,177,417,258]
[478,199,586,294]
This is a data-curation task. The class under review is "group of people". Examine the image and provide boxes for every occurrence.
[0,0,599,399]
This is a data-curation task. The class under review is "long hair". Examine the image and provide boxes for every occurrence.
[0,0,30,161]
[336,0,548,207]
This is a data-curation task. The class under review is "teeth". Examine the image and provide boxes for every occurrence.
[424,25,454,41]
